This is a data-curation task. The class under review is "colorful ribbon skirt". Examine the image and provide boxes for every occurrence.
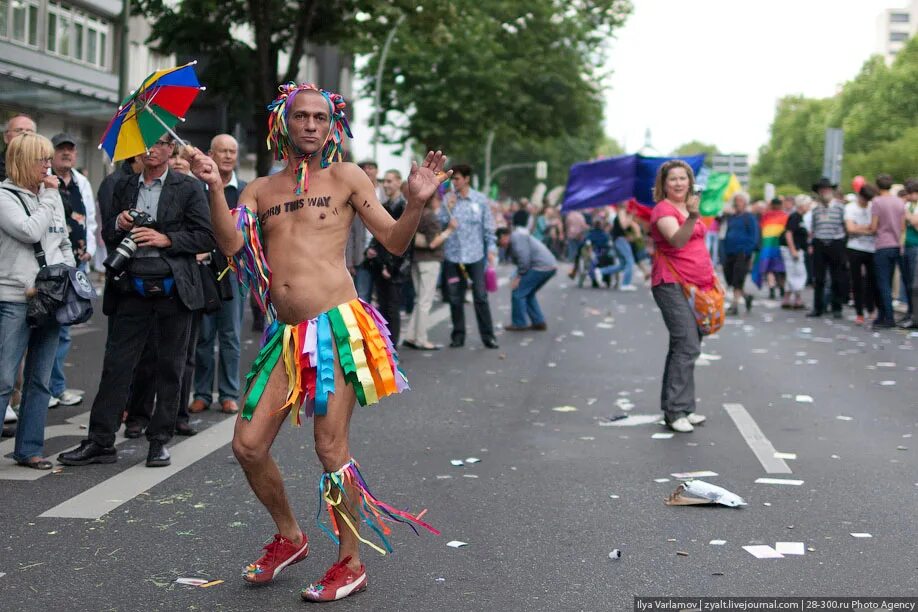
[241,298,408,423]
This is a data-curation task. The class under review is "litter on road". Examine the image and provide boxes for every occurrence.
[849,533,872,538]
[600,414,660,427]
[450,460,464,467]
[552,405,577,412]
[709,540,726,546]
[836,416,853,421]
[795,395,814,403]
[773,452,797,460]
[743,545,784,559]
[447,541,468,548]
[755,478,804,486]
[652,432,674,439]
[608,549,622,560]
[665,480,746,507]
[465,457,481,464]
[775,542,805,555]
[670,470,719,479]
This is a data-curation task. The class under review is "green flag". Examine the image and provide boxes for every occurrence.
[699,172,731,217]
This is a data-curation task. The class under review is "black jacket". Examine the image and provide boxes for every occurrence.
[101,170,215,315]
[367,195,409,282]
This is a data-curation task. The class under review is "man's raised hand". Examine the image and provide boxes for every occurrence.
[407,150,451,206]
[185,146,220,187]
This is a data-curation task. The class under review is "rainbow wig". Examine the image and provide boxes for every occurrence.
[265,81,353,194]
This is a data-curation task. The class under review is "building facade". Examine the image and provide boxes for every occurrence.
[877,0,918,63]
[0,0,173,186]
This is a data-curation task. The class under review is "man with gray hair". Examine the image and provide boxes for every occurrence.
[189,134,247,415]
[1,114,37,182]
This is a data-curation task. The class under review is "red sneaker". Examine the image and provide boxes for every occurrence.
[242,532,308,584]
[300,556,367,602]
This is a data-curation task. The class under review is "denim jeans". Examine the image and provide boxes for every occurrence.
[652,284,701,420]
[595,237,635,286]
[900,245,916,315]
[874,247,902,324]
[705,231,719,268]
[511,269,556,327]
[194,275,245,403]
[0,302,60,461]
[49,262,88,397]
[355,264,374,303]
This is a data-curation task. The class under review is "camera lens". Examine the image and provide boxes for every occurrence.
[103,236,138,273]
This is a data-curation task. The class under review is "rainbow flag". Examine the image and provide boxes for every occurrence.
[752,209,789,288]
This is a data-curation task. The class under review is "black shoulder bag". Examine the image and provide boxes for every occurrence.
[3,187,96,327]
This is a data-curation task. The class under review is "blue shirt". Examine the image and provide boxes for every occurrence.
[723,211,760,255]
[438,189,496,264]
[585,227,610,251]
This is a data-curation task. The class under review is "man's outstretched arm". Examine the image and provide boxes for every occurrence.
[350,151,451,256]
[187,147,246,256]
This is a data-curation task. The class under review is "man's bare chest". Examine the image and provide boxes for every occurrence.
[256,182,352,229]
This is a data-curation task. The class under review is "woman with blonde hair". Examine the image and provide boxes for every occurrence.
[0,133,75,469]
[649,160,714,433]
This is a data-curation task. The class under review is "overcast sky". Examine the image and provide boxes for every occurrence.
[352,0,906,173]
[602,0,906,158]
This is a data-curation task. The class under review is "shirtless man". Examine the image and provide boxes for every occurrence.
[188,83,445,603]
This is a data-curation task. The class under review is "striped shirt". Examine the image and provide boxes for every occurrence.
[810,201,846,241]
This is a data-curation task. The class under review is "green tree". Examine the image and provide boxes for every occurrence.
[353,0,632,190]
[752,96,831,194]
[596,135,625,158]
[135,0,374,175]
[672,140,719,159]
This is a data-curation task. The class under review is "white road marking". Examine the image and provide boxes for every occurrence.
[722,403,792,474]
[40,416,236,519]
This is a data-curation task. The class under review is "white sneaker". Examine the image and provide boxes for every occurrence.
[4,404,17,424]
[619,284,638,292]
[57,390,83,406]
[686,413,706,426]
[667,417,694,433]
[48,396,60,409]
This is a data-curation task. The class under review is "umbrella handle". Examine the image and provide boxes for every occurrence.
[141,103,188,148]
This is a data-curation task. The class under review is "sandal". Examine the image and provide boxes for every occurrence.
[17,458,53,470]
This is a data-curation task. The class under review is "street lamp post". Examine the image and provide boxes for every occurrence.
[373,13,407,163]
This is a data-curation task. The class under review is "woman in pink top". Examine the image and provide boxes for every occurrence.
[649,160,714,433]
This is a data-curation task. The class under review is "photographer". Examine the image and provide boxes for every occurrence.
[59,133,215,468]
[0,133,75,469]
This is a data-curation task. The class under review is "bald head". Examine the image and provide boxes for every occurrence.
[209,134,238,182]
[4,115,36,145]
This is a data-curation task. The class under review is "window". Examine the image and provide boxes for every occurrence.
[890,12,910,24]
[890,31,909,43]
[45,3,111,68]
[0,0,7,38]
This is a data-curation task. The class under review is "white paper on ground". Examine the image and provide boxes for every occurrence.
[599,414,660,427]
[795,395,814,403]
[653,478,671,483]
[652,432,674,439]
[671,470,719,479]
[464,457,481,464]
[450,459,464,466]
[775,542,805,555]
[879,380,896,386]
[447,540,468,548]
[836,415,853,421]
[176,578,211,586]
[755,478,804,486]
[742,545,784,559]
[849,533,872,538]
[773,452,797,460]
[552,405,577,412]
[709,540,727,546]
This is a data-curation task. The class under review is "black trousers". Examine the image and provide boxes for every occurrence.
[373,273,403,346]
[89,294,191,447]
[846,248,876,317]
[444,258,495,344]
[812,239,848,314]
[125,310,199,430]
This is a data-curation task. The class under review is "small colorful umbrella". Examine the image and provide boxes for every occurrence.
[99,61,205,162]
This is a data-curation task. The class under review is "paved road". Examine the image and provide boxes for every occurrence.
[3,271,918,611]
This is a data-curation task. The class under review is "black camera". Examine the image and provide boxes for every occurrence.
[103,209,156,277]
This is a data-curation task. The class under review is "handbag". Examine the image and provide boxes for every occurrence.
[198,259,223,314]
[3,188,95,327]
[657,251,725,336]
